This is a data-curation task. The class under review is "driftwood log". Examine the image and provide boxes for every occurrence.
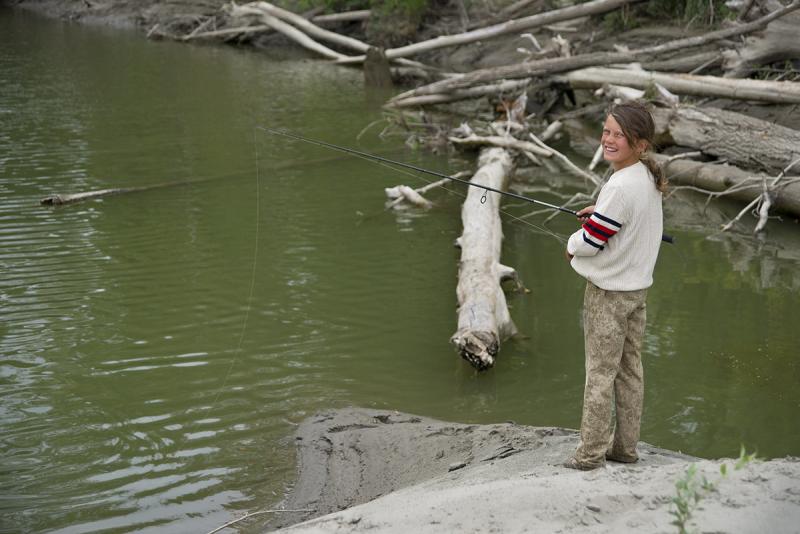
[226,2,438,71]
[335,0,643,65]
[723,1,800,78]
[40,188,139,205]
[449,134,552,157]
[562,67,800,104]
[384,184,433,208]
[388,0,800,104]
[643,50,722,73]
[653,154,800,217]
[651,105,800,174]
[386,79,533,108]
[451,147,518,370]
[311,9,370,24]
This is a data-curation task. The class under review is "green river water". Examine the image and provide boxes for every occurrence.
[1,7,799,533]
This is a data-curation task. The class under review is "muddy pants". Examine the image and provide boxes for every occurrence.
[575,281,648,467]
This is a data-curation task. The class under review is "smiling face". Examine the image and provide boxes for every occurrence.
[601,115,644,171]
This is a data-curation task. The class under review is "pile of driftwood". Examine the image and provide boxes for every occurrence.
[152,0,800,370]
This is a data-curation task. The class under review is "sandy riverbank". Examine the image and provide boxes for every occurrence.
[269,408,800,533]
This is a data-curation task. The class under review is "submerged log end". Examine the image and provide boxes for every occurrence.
[40,194,66,206]
[451,330,498,371]
[498,263,526,292]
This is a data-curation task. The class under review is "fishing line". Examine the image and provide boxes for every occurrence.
[210,128,262,408]
[265,126,569,243]
[260,127,673,245]
[258,126,577,215]
[358,148,567,242]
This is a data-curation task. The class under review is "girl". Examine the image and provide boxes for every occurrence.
[564,101,666,470]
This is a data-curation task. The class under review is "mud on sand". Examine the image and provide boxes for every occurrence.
[269,408,800,533]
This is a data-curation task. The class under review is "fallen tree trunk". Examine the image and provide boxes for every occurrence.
[311,9,370,24]
[336,0,644,65]
[182,24,270,41]
[232,2,370,54]
[386,79,533,108]
[652,154,800,216]
[227,2,440,71]
[40,188,139,205]
[723,2,800,78]
[388,0,800,102]
[562,66,800,104]
[643,50,722,73]
[651,105,800,174]
[451,147,518,371]
[449,134,552,157]
[227,3,349,60]
[383,185,433,208]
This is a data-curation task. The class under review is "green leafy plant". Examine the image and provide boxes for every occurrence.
[670,446,758,534]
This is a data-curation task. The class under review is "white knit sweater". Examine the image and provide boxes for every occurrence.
[567,161,663,291]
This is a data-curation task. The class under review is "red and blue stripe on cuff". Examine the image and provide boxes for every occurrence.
[582,212,621,250]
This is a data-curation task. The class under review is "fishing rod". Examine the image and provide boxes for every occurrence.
[259,127,674,244]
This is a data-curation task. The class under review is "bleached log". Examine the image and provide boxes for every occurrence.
[652,154,800,216]
[588,144,604,171]
[539,120,563,142]
[41,188,135,205]
[389,1,800,101]
[563,67,800,104]
[643,50,722,73]
[386,79,532,108]
[397,185,433,208]
[228,2,439,71]
[723,2,800,78]
[595,83,645,102]
[449,134,553,157]
[336,0,644,65]
[418,176,461,194]
[651,105,800,173]
[451,147,517,370]
[384,185,433,208]
[753,180,773,233]
[384,175,466,208]
[182,24,270,40]
[311,10,370,24]
[238,2,370,53]
[182,16,216,40]
[228,3,350,60]
[718,158,800,232]
[528,133,602,185]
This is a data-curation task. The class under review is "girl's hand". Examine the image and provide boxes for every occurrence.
[576,205,595,223]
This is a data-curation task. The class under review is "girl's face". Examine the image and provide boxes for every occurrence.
[601,115,643,171]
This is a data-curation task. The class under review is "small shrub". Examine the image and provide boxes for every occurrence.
[670,446,758,534]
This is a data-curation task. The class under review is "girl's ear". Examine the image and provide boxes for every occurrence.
[636,139,649,155]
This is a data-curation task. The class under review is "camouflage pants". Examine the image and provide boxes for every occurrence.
[574,281,648,467]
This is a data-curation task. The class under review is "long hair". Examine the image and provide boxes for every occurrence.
[608,101,667,193]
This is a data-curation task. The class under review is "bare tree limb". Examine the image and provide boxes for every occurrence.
[449,134,553,157]
[390,0,800,101]
[564,67,800,105]
[337,0,645,65]
[311,9,370,23]
[528,132,602,185]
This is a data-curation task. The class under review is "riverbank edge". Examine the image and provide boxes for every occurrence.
[269,407,800,533]
[8,0,209,30]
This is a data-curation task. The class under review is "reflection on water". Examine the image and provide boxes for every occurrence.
[2,7,800,534]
